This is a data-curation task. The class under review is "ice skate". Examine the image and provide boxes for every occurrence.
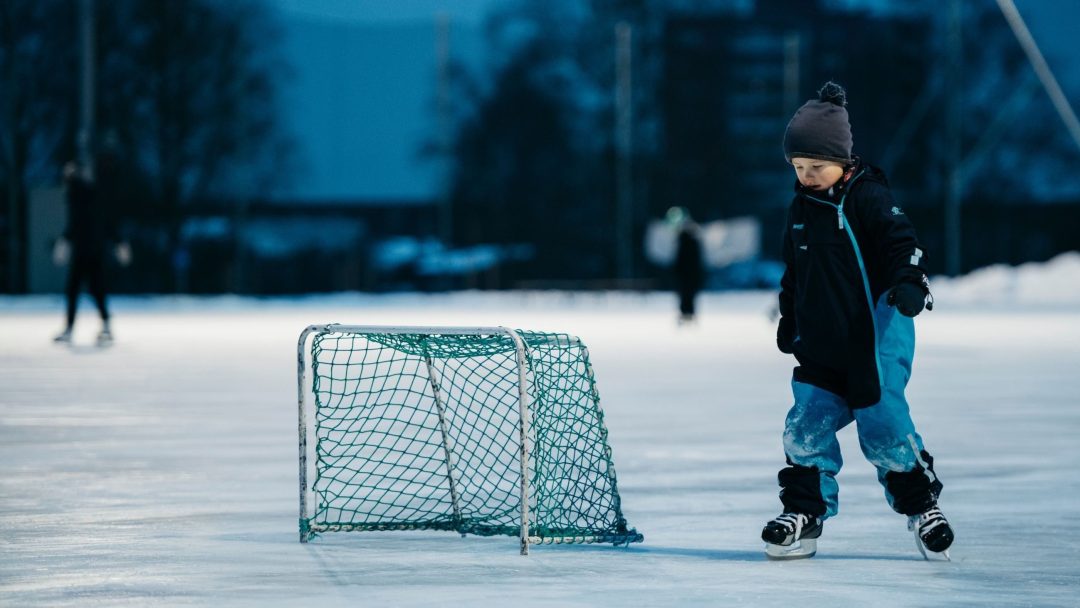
[53,328,73,344]
[762,513,822,560]
[677,313,696,326]
[908,505,953,561]
[96,323,113,347]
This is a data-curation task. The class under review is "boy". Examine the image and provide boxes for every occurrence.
[763,82,954,560]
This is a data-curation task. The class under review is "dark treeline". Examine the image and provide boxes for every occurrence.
[0,0,293,293]
[445,0,1080,284]
[2,0,1078,294]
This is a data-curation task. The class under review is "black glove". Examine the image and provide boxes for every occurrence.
[888,282,927,317]
[777,316,796,354]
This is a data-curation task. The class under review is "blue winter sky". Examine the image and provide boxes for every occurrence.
[265,0,1080,202]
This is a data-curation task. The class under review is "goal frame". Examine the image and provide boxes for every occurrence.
[297,324,538,553]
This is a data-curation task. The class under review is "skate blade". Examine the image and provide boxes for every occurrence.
[915,536,951,562]
[765,538,816,560]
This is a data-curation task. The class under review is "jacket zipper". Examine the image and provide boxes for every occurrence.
[803,171,884,388]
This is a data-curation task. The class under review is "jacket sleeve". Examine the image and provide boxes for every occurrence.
[856,182,928,290]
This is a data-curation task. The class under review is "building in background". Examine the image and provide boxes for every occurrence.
[658,1,931,224]
[266,0,504,203]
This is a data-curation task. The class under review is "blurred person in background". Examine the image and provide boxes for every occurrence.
[53,161,131,346]
[669,206,704,325]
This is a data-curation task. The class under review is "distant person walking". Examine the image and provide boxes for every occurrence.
[53,161,130,346]
[669,207,705,324]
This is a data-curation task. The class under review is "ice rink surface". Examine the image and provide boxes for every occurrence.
[2,277,1079,605]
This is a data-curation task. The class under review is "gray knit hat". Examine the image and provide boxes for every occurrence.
[783,82,853,163]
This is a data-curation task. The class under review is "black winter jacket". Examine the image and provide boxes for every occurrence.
[777,161,928,408]
[63,177,118,257]
[674,227,704,292]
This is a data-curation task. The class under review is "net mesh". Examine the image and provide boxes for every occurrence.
[302,328,642,546]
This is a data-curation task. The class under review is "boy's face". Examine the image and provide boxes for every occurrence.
[790,158,844,191]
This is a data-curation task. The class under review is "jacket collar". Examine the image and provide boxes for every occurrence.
[794,157,863,202]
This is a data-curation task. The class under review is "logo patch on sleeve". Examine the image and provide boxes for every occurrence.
[891,206,904,216]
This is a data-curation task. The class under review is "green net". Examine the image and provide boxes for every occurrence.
[300,327,642,548]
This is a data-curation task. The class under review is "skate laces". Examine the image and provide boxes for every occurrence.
[911,506,948,536]
[773,513,811,536]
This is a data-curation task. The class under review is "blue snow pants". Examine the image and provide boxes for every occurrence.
[779,294,942,519]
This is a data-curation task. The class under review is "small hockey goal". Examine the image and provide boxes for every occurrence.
[296,324,643,554]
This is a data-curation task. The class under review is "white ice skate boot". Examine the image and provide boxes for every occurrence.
[908,505,953,561]
[763,513,822,560]
[53,328,73,344]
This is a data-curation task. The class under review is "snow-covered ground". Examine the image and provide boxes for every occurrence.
[2,255,1079,606]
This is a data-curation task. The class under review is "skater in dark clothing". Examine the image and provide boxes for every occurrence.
[671,209,705,324]
[53,161,130,345]
[761,83,953,561]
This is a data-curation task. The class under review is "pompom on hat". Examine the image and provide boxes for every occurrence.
[783,81,853,164]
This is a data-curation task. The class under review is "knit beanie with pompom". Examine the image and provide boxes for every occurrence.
[783,82,853,164]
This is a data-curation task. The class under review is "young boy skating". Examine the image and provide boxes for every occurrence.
[763,82,954,560]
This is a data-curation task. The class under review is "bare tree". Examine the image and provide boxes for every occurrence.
[0,0,79,292]
[0,0,294,293]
